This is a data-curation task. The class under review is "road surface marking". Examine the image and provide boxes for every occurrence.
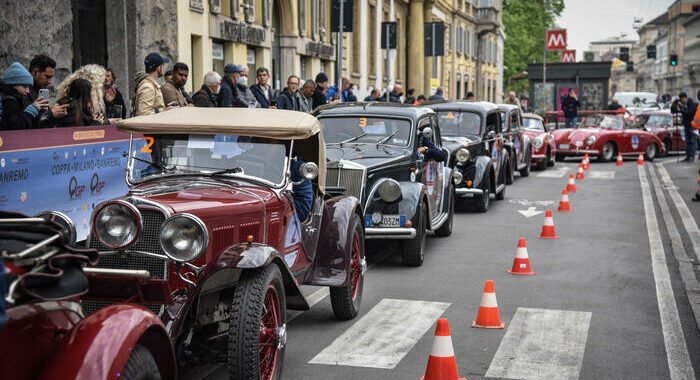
[518,206,544,218]
[509,199,556,207]
[649,164,700,332]
[638,166,695,380]
[657,163,700,263]
[536,168,568,178]
[587,170,615,179]
[308,298,450,369]
[484,307,591,380]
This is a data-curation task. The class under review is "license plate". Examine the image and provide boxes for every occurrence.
[574,141,583,147]
[559,144,570,150]
[381,215,401,227]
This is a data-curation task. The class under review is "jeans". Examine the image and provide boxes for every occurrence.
[685,126,698,159]
[565,117,577,128]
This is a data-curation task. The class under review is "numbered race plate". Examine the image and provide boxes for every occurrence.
[558,143,570,150]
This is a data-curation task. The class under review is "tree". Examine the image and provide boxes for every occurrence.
[503,0,565,94]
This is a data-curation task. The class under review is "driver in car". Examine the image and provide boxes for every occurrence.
[290,158,313,221]
[417,126,447,162]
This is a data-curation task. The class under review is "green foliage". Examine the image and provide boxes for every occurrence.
[503,0,565,93]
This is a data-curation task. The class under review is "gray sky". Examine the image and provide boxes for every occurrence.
[557,0,671,59]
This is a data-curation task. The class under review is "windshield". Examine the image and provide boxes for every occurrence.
[580,115,624,130]
[320,116,412,146]
[646,115,672,125]
[614,93,657,107]
[437,111,481,136]
[129,134,288,185]
[523,117,545,132]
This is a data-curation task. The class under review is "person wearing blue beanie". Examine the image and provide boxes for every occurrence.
[0,62,49,130]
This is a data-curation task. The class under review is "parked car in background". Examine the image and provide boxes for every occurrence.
[547,111,665,162]
[423,100,508,212]
[87,108,366,380]
[522,113,556,170]
[636,111,690,155]
[315,103,454,266]
[498,104,532,181]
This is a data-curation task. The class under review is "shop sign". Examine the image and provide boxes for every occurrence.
[306,41,334,59]
[221,20,266,45]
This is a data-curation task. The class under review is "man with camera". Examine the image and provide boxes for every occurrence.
[671,92,699,162]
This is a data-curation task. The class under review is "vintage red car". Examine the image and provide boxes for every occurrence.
[84,108,365,380]
[636,111,696,155]
[0,211,177,380]
[546,110,665,162]
[522,113,556,170]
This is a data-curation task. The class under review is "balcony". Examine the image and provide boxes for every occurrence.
[476,6,500,34]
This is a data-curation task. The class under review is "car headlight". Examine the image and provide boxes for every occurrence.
[456,148,470,162]
[532,137,544,149]
[160,214,209,262]
[92,201,141,249]
[377,179,402,203]
[452,171,463,185]
[585,135,596,146]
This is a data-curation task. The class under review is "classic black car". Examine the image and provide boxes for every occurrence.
[498,104,532,182]
[315,103,454,266]
[423,101,507,212]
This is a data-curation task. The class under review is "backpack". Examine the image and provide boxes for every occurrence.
[130,72,150,117]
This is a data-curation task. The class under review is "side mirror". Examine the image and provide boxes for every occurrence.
[486,130,497,140]
[420,126,434,139]
[297,162,319,181]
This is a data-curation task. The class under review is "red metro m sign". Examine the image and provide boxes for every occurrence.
[561,50,576,63]
[546,29,567,50]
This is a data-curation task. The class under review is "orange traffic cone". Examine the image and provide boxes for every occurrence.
[616,153,624,166]
[637,153,644,166]
[472,280,505,329]
[582,154,590,170]
[566,174,577,193]
[537,209,560,239]
[420,319,466,380]
[575,164,585,180]
[557,189,572,212]
[507,238,536,275]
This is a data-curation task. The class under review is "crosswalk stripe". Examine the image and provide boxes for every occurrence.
[587,170,615,179]
[485,307,591,380]
[536,168,568,178]
[308,298,450,369]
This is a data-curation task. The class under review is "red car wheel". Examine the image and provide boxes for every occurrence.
[330,214,365,320]
[260,285,282,380]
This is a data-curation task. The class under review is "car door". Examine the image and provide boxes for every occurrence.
[430,115,445,217]
[484,111,503,182]
[416,117,439,221]
[511,111,524,165]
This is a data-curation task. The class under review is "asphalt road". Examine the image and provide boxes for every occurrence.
[208,157,700,380]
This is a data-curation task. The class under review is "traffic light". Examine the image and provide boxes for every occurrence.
[626,61,634,72]
[619,47,629,62]
[647,45,656,59]
[670,54,678,66]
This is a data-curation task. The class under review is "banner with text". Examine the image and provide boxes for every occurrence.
[0,126,145,241]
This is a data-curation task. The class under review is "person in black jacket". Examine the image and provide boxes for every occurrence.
[56,79,103,127]
[250,67,276,108]
[0,62,48,131]
[404,88,416,104]
[104,68,127,119]
[312,72,330,110]
[192,71,221,107]
[218,64,248,108]
[277,76,300,111]
[561,88,581,128]
[28,55,68,126]
[417,125,447,162]
[671,92,698,162]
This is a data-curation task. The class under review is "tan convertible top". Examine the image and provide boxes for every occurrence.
[117,107,327,192]
[522,113,543,121]
[117,107,320,138]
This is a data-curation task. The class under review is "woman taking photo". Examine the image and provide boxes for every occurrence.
[56,78,104,127]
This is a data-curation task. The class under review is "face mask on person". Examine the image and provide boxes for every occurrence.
[237,76,248,87]
[214,84,221,94]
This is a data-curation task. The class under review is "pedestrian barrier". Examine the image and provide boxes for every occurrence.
[566,174,577,193]
[472,280,505,329]
[637,153,645,166]
[557,189,572,212]
[420,318,466,380]
[537,209,560,239]
[616,153,624,166]
[575,164,585,180]
[507,238,536,275]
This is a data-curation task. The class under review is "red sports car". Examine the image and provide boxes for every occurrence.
[522,113,556,170]
[548,111,665,162]
[637,111,696,155]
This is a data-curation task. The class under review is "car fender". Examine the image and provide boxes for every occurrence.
[646,133,665,153]
[306,195,362,287]
[440,166,454,213]
[38,304,176,380]
[473,156,493,189]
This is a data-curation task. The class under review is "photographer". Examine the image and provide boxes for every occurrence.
[104,68,127,119]
[671,92,698,162]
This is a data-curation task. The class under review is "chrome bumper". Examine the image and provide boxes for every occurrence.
[455,188,484,197]
[365,227,417,240]
[558,148,599,155]
[532,153,546,159]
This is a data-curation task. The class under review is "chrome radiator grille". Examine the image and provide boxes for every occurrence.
[88,209,168,280]
[326,167,364,201]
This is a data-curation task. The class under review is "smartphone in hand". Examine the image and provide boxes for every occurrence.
[38,88,50,100]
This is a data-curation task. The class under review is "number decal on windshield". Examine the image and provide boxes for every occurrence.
[359,117,367,127]
[140,136,154,153]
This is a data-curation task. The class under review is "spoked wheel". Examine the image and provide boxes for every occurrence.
[645,143,658,161]
[330,214,365,320]
[228,265,286,380]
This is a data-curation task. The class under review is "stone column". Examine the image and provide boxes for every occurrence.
[407,0,425,97]
[278,35,298,86]
[423,1,433,96]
